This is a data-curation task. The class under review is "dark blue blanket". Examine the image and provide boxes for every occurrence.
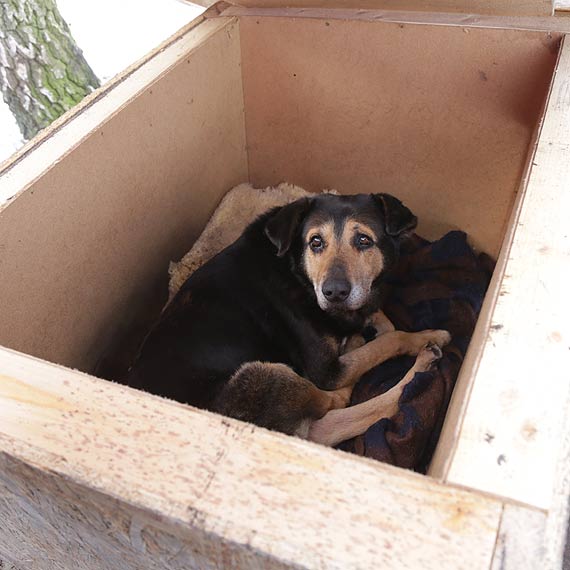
[338,231,494,473]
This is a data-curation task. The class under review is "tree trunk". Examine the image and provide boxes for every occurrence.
[0,0,100,141]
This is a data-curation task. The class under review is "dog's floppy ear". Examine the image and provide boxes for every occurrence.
[265,198,311,256]
[373,193,417,237]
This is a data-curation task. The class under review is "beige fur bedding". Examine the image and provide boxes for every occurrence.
[168,182,335,301]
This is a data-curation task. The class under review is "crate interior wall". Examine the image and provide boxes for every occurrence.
[0,5,570,569]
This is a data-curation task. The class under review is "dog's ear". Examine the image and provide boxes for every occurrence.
[372,193,417,237]
[265,198,311,257]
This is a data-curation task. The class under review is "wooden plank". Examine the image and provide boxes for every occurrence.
[218,5,570,32]
[490,505,547,570]
[0,17,248,372]
[226,0,553,17]
[438,37,570,511]
[0,346,503,570]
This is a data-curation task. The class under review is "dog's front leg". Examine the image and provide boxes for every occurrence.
[332,328,450,389]
[308,342,443,447]
[368,310,396,336]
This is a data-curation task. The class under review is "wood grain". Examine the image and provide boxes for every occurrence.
[0,346,503,570]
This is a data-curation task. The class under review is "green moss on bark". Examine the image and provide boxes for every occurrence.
[0,0,100,141]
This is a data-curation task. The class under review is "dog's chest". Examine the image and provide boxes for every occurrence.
[284,321,346,379]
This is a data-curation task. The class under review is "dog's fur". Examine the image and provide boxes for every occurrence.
[127,193,450,446]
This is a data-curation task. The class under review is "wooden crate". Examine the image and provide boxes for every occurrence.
[1,1,570,568]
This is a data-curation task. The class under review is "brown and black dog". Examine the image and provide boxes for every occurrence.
[127,193,450,446]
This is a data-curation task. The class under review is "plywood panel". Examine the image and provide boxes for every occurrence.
[0,346,503,570]
[240,18,559,256]
[440,37,570,510]
[0,18,247,371]
[229,0,553,17]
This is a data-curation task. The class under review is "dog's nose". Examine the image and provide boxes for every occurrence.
[322,278,351,303]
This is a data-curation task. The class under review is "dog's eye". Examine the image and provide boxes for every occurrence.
[356,234,374,249]
[309,235,324,251]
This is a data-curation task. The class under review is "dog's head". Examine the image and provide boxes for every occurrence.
[265,193,417,314]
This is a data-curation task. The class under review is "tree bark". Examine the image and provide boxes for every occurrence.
[0,0,100,141]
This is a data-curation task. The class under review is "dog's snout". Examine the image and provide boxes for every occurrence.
[322,278,351,303]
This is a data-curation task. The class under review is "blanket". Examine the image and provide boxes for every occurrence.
[168,184,494,472]
[338,231,494,472]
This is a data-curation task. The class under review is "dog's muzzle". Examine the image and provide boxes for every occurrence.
[316,282,368,312]
[322,277,351,303]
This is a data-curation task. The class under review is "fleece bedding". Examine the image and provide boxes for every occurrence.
[168,183,494,472]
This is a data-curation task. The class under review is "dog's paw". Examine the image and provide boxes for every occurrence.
[415,341,443,369]
[404,329,451,356]
[416,329,451,348]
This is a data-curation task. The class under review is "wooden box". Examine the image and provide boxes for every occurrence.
[1,1,570,568]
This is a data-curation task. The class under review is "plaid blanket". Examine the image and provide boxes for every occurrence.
[338,231,494,473]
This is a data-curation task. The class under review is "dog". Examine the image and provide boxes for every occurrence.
[126,193,450,446]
